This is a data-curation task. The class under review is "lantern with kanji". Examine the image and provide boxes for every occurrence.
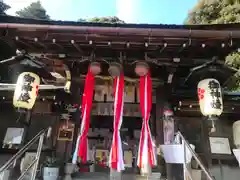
[197,78,223,117]
[13,72,40,109]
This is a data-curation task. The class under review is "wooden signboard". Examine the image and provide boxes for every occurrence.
[92,102,141,117]
[124,150,133,167]
[209,137,231,155]
[57,129,74,141]
[95,149,109,166]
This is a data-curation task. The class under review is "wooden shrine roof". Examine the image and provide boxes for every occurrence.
[0,15,240,60]
[0,15,239,93]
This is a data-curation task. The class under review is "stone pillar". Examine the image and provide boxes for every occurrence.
[110,168,122,180]
[63,163,75,180]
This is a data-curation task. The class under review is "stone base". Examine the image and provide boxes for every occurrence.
[110,169,122,180]
[0,169,10,180]
[63,163,75,180]
[136,173,161,180]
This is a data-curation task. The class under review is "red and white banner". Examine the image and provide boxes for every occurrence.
[72,68,95,164]
[137,72,157,168]
[109,73,125,171]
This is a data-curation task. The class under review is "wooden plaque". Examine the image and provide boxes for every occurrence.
[57,120,75,141]
[57,129,74,141]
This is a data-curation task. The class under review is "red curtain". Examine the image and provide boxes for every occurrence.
[73,68,95,164]
[137,72,156,168]
[109,73,125,171]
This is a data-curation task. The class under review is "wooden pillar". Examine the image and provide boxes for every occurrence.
[71,81,82,155]
[156,83,183,180]
[22,110,32,145]
[155,84,167,177]
[201,119,212,168]
[151,106,156,137]
[155,84,166,146]
[54,80,82,165]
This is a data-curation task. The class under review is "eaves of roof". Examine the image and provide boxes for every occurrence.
[0,15,240,31]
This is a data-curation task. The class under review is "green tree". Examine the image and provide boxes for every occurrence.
[16,1,50,20]
[78,16,125,24]
[0,0,10,15]
[186,0,240,24]
[186,0,240,91]
[78,18,86,22]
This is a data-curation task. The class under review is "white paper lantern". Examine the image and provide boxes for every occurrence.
[233,120,240,148]
[197,78,223,117]
[13,72,40,109]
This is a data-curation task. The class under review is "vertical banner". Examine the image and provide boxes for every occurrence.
[137,72,156,168]
[109,73,125,171]
[72,68,95,164]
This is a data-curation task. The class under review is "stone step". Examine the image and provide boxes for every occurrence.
[72,172,162,180]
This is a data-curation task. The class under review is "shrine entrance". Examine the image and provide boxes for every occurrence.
[0,16,240,180]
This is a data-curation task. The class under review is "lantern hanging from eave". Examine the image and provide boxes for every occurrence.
[89,62,101,76]
[13,72,40,110]
[197,78,223,117]
[135,61,149,76]
[108,62,122,77]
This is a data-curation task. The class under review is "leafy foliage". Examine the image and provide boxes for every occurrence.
[43,156,62,167]
[78,16,125,24]
[186,0,240,24]
[0,0,10,15]
[78,18,86,22]
[186,0,240,91]
[225,52,240,91]
[16,1,50,20]
[215,3,240,23]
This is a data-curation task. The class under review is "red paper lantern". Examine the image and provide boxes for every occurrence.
[135,61,149,76]
[89,62,101,75]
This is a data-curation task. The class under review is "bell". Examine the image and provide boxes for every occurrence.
[135,61,149,76]
[89,62,101,75]
[108,62,122,77]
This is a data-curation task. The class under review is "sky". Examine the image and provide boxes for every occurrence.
[5,0,198,24]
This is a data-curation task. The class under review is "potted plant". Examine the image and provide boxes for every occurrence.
[42,156,61,180]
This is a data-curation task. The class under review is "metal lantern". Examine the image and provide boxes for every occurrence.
[64,81,71,93]
[197,78,223,117]
[108,62,122,77]
[135,61,149,76]
[13,72,40,109]
[89,62,101,76]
